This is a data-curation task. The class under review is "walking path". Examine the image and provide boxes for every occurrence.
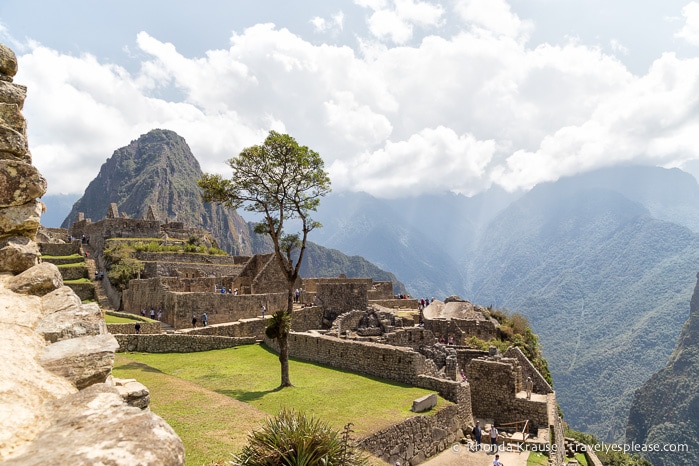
[421,445,530,466]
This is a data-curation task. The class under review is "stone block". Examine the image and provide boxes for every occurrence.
[114,378,151,410]
[37,297,107,343]
[0,81,26,111]
[0,125,28,158]
[0,199,42,238]
[412,393,438,412]
[39,334,119,389]
[2,384,185,465]
[8,262,63,296]
[0,236,40,273]
[0,103,25,134]
[0,160,46,207]
[0,44,18,78]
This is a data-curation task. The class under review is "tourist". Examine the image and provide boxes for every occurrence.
[150,309,155,320]
[94,271,98,281]
[99,271,104,280]
[134,323,141,335]
[493,454,503,466]
[234,288,238,295]
[192,314,197,328]
[525,376,533,400]
[141,309,146,317]
[473,420,482,450]
[261,305,266,318]
[157,310,162,321]
[294,288,300,303]
[490,424,499,449]
[202,312,208,326]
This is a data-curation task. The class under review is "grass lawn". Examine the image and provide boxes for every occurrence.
[114,344,449,465]
[105,314,142,324]
[526,451,549,465]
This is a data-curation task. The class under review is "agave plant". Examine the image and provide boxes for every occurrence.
[232,409,368,466]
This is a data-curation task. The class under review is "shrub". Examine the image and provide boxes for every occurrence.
[232,409,368,466]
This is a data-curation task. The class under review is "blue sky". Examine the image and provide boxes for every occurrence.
[2,0,699,197]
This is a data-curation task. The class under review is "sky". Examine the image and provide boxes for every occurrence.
[2,0,699,199]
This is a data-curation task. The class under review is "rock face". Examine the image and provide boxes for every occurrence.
[0,43,185,464]
[61,128,254,255]
[625,272,699,466]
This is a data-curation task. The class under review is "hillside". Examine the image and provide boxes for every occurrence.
[626,272,699,466]
[465,183,699,440]
[61,129,253,255]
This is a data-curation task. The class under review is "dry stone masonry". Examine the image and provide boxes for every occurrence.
[0,43,184,465]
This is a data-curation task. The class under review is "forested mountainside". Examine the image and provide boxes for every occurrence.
[626,272,699,466]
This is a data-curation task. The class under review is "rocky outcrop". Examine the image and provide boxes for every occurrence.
[0,43,185,464]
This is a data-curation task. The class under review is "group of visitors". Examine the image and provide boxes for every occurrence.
[141,308,163,321]
[191,312,208,327]
[216,287,239,295]
[93,271,104,281]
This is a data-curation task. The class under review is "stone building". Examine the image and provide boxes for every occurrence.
[422,295,498,344]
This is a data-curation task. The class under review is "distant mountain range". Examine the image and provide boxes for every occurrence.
[44,130,699,447]
[308,165,699,443]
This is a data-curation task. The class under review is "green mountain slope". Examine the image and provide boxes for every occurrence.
[465,184,699,440]
[626,273,699,466]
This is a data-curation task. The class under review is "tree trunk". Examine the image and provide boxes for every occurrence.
[279,332,292,387]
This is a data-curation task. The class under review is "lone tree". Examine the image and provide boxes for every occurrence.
[198,131,331,388]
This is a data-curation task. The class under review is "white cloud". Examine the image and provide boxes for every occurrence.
[453,0,533,41]
[10,0,699,200]
[311,11,345,34]
[676,2,699,46]
[356,0,444,44]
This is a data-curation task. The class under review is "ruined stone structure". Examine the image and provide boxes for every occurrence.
[423,296,498,343]
[0,43,184,464]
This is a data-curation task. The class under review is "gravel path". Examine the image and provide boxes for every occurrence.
[420,444,530,466]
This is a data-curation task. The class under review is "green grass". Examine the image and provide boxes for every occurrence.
[64,278,91,284]
[105,314,142,324]
[114,345,448,465]
[527,451,549,465]
[56,262,87,268]
[41,254,83,259]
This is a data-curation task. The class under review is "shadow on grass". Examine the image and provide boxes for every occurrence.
[216,386,284,402]
[114,360,166,374]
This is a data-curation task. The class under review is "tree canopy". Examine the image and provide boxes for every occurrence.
[198,131,331,387]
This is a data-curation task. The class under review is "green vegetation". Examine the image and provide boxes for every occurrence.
[565,427,652,466]
[56,262,87,268]
[114,345,449,440]
[232,409,368,466]
[63,278,91,284]
[104,314,142,324]
[41,254,83,259]
[105,238,227,255]
[103,242,144,291]
[464,308,552,386]
[526,452,549,465]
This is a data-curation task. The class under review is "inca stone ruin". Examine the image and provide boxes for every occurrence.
[0,41,595,465]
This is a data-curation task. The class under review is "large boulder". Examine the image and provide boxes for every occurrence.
[0,236,40,273]
[0,44,18,79]
[0,200,43,239]
[37,293,107,343]
[8,262,63,296]
[39,334,119,390]
[0,160,47,207]
[2,384,185,465]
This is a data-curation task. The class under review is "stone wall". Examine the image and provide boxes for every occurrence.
[121,277,287,329]
[316,281,369,322]
[265,332,439,387]
[57,264,88,280]
[114,334,256,353]
[108,322,162,335]
[70,218,161,252]
[425,317,497,344]
[467,357,549,430]
[369,298,419,309]
[384,327,437,348]
[504,346,553,394]
[68,281,96,301]
[367,281,394,300]
[184,318,268,339]
[39,241,81,257]
[359,402,470,465]
[290,306,324,332]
